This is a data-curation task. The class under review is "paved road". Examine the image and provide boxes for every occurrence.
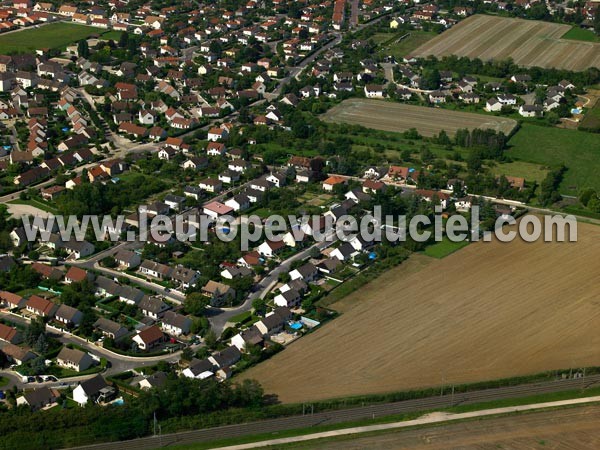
[0,311,183,390]
[70,374,600,450]
[208,230,337,334]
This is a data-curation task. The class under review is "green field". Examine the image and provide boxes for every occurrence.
[561,26,600,43]
[0,23,105,54]
[579,102,600,132]
[377,30,438,59]
[489,160,550,186]
[508,124,600,194]
[423,238,469,259]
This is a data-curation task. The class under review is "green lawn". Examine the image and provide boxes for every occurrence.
[507,123,600,194]
[489,160,550,186]
[423,238,470,259]
[0,23,105,54]
[377,30,438,59]
[0,376,8,387]
[561,27,600,42]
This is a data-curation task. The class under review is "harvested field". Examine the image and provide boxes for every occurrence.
[321,99,517,137]
[285,405,600,449]
[409,15,600,71]
[243,221,600,403]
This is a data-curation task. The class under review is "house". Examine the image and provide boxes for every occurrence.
[182,157,208,171]
[73,375,113,406]
[207,127,228,141]
[139,296,170,320]
[182,358,216,380]
[504,176,526,191]
[202,280,236,306]
[203,201,233,219]
[364,166,388,180]
[0,291,25,309]
[429,91,446,104]
[0,323,21,344]
[231,326,264,351]
[132,325,165,350]
[199,178,223,193]
[364,84,384,98]
[257,239,286,258]
[322,176,347,191]
[220,266,252,280]
[64,266,92,285]
[16,387,58,411]
[54,304,83,327]
[94,318,128,340]
[273,289,302,308]
[225,194,250,212]
[164,194,186,211]
[208,345,241,368]
[255,308,290,335]
[266,172,286,187]
[206,142,227,156]
[317,257,342,274]
[363,180,386,194]
[330,242,358,261]
[25,295,56,318]
[485,97,503,112]
[114,250,141,269]
[94,276,121,298]
[498,94,517,106]
[519,104,543,117]
[289,262,318,282]
[138,371,167,390]
[161,311,191,336]
[140,260,172,280]
[415,189,450,209]
[219,170,240,184]
[56,347,94,372]
[1,343,36,365]
[118,286,145,305]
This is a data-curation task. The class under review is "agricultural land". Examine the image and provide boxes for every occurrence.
[243,221,600,403]
[321,98,518,137]
[409,15,600,71]
[282,405,600,449]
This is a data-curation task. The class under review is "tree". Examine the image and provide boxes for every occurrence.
[118,31,129,48]
[101,256,117,268]
[252,298,267,316]
[204,329,217,349]
[184,292,209,316]
[77,40,89,58]
[596,10,600,35]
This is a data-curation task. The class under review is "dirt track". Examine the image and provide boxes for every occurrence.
[284,405,600,449]
[321,99,517,137]
[243,221,600,403]
[410,15,600,71]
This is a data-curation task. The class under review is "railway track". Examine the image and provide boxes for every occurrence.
[70,374,600,449]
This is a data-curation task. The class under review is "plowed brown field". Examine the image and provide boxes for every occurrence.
[409,15,600,71]
[321,98,517,136]
[243,221,600,403]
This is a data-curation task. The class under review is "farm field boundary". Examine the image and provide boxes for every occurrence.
[409,15,600,71]
[320,98,517,137]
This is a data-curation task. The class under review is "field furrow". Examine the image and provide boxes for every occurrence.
[409,15,600,70]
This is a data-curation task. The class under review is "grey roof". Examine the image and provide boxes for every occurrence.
[139,296,169,314]
[79,374,107,396]
[161,311,191,329]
